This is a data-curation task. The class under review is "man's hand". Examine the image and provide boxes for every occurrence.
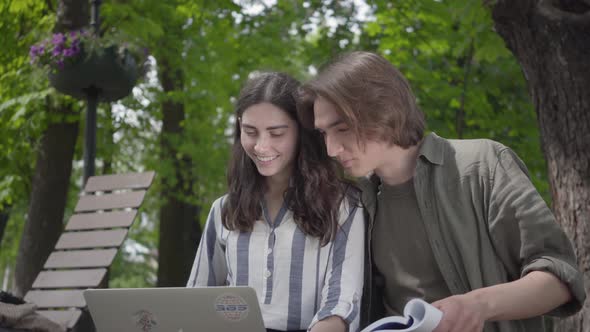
[430,271,572,332]
[431,294,487,332]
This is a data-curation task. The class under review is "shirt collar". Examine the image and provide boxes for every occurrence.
[358,132,444,207]
[418,132,445,166]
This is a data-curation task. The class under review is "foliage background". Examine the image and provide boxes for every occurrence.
[0,0,548,289]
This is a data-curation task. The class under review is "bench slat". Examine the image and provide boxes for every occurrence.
[37,309,82,329]
[75,190,146,212]
[25,290,86,308]
[65,210,137,231]
[84,171,155,192]
[32,268,107,289]
[45,249,118,269]
[55,229,128,250]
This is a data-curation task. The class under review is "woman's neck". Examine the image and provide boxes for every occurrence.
[265,174,289,200]
[263,168,291,222]
[264,177,289,223]
[264,164,292,198]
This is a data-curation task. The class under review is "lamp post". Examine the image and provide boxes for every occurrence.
[48,0,138,184]
[83,86,98,183]
[83,0,102,183]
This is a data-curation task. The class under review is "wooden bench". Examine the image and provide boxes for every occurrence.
[23,171,155,331]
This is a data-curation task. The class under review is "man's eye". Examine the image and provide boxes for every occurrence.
[244,131,257,136]
[338,127,349,133]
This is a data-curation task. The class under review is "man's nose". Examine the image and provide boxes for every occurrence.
[325,134,343,157]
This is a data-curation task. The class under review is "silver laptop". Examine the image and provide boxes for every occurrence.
[84,287,266,332]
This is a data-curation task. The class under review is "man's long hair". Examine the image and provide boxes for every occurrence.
[298,51,425,148]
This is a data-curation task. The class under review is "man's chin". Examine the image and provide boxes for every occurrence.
[343,168,364,178]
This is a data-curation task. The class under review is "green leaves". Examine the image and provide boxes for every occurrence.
[0,89,52,115]
[364,0,549,200]
[0,0,553,288]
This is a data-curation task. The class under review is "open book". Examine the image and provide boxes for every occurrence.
[361,298,443,332]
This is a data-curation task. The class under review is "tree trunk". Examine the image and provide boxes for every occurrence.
[490,1,590,331]
[14,109,79,297]
[0,208,9,248]
[13,0,88,297]
[157,58,201,287]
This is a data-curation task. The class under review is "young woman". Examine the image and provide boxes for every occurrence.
[187,72,364,332]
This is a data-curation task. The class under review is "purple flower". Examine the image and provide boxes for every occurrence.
[29,45,38,58]
[71,45,80,56]
[71,39,80,48]
[52,47,62,57]
[30,28,146,73]
[62,48,74,57]
[52,33,66,46]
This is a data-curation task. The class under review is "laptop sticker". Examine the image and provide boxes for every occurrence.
[215,293,249,321]
[132,309,158,332]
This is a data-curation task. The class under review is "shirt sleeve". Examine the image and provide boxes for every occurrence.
[186,197,228,287]
[488,148,585,316]
[308,198,365,331]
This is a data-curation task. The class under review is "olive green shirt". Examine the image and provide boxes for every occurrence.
[373,178,450,316]
[359,133,585,332]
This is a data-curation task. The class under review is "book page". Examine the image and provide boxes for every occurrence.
[361,298,442,332]
[403,298,442,332]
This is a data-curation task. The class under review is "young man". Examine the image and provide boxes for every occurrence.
[298,51,585,332]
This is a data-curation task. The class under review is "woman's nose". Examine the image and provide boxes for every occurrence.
[254,136,270,153]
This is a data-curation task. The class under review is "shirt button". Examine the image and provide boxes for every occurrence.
[267,248,273,255]
[264,270,272,278]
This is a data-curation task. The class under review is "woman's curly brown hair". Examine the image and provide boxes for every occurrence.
[222,71,356,245]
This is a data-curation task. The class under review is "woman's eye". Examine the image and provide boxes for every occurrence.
[244,131,257,137]
[270,132,285,138]
[337,127,349,133]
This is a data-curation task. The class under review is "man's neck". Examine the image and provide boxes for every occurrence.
[375,143,421,186]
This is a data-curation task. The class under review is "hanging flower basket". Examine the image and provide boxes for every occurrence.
[30,30,146,102]
[48,45,138,101]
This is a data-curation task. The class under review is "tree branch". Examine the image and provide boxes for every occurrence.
[489,0,535,23]
[536,0,590,25]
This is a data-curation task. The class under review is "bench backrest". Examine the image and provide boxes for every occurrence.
[23,171,155,330]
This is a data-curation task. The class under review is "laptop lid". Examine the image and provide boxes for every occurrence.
[84,287,266,332]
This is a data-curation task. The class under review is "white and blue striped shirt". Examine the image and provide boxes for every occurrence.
[187,195,365,331]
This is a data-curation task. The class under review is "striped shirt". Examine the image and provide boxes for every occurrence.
[187,195,365,331]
